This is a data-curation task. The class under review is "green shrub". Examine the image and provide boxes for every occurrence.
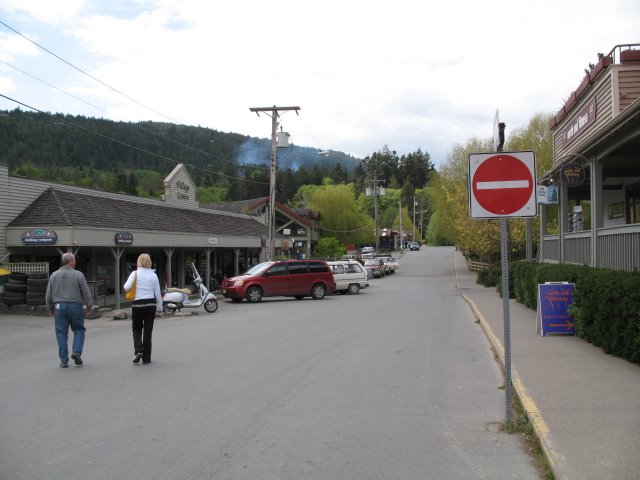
[511,263,640,364]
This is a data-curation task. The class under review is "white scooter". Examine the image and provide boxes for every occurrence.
[162,263,218,314]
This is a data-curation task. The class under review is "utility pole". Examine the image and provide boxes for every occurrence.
[365,175,385,252]
[249,105,300,260]
[412,195,417,242]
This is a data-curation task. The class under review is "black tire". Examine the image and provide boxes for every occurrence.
[3,297,26,305]
[28,273,49,280]
[246,286,263,303]
[27,286,47,295]
[27,278,48,286]
[2,290,27,300]
[311,283,326,300]
[204,299,218,313]
[7,279,27,286]
[5,283,27,293]
[8,273,28,282]
[26,292,46,300]
[26,298,46,305]
[348,283,360,294]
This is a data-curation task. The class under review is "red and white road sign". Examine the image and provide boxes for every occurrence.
[469,151,537,218]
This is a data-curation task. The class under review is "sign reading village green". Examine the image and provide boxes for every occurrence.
[21,229,57,245]
[115,231,134,246]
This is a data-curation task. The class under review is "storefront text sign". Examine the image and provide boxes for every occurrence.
[536,283,575,336]
[21,229,57,245]
[560,162,585,187]
[561,97,596,147]
[115,231,134,246]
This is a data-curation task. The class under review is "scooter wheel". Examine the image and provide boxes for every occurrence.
[163,303,177,314]
[204,298,218,313]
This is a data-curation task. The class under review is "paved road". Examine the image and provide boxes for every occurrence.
[0,247,539,479]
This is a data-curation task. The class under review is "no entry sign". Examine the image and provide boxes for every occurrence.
[468,151,537,218]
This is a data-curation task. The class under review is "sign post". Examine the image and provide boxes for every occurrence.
[468,148,537,428]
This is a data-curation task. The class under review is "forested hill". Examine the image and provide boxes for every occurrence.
[0,108,361,201]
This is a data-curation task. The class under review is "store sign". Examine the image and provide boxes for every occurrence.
[115,231,134,246]
[536,283,576,336]
[208,237,218,245]
[560,162,585,187]
[21,229,57,245]
[561,97,596,147]
[608,202,624,219]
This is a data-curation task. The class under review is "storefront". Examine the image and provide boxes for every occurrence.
[538,44,640,271]
[1,163,271,309]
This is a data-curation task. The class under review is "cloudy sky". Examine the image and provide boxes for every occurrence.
[1,0,639,166]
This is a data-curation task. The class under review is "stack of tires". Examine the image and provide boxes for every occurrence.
[3,273,28,306]
[2,272,49,306]
[27,273,49,306]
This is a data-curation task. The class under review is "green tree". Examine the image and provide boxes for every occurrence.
[316,237,346,258]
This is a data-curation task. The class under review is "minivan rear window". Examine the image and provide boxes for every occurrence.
[308,261,329,273]
[288,262,308,275]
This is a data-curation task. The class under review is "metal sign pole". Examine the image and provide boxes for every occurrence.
[501,217,513,427]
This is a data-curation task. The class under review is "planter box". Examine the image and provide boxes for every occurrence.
[621,49,640,63]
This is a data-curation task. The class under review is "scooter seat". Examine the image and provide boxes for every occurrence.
[167,287,193,294]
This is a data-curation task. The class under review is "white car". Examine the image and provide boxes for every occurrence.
[328,260,369,294]
[360,246,375,258]
[386,256,399,272]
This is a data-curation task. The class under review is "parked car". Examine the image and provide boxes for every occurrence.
[378,256,393,276]
[221,260,336,303]
[408,242,420,251]
[360,246,375,258]
[382,256,399,273]
[328,260,369,294]
[363,258,385,278]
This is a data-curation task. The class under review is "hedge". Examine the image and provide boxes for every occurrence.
[475,260,640,364]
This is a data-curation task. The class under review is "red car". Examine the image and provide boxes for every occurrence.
[221,260,336,303]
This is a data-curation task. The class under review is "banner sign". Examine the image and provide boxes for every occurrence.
[21,229,58,245]
[537,282,576,336]
[115,231,134,246]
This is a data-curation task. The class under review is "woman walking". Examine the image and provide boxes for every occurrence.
[123,254,162,364]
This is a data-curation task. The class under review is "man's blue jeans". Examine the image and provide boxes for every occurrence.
[54,303,86,364]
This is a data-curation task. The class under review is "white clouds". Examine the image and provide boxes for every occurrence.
[0,0,639,165]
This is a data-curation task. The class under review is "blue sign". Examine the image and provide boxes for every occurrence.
[21,229,58,245]
[537,283,575,336]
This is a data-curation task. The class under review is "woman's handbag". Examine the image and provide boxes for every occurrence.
[125,272,137,301]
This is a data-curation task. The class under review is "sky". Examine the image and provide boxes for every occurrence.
[0,0,639,167]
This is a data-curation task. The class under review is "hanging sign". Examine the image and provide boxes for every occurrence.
[536,282,576,336]
[21,229,58,245]
[560,162,585,187]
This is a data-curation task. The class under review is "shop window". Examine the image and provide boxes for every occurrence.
[627,182,640,224]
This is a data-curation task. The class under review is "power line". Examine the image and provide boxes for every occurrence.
[0,21,272,171]
[0,93,270,186]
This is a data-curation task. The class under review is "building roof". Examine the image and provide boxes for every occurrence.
[8,187,269,237]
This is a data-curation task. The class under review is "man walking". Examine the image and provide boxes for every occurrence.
[45,253,94,368]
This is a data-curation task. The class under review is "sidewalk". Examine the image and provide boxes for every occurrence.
[454,250,640,480]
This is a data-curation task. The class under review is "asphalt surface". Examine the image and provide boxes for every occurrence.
[455,249,640,480]
[0,246,542,480]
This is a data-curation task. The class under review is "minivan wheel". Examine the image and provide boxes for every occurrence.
[311,284,326,300]
[348,283,360,294]
[246,286,263,303]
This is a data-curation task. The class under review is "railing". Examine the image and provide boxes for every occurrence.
[540,225,640,271]
[1,262,49,274]
[468,260,490,271]
[563,232,591,265]
[541,235,559,262]
[597,225,640,271]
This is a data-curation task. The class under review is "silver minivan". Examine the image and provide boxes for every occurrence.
[327,260,369,294]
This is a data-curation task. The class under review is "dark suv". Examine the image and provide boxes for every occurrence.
[221,260,336,303]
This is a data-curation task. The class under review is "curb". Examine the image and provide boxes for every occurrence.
[461,292,571,480]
